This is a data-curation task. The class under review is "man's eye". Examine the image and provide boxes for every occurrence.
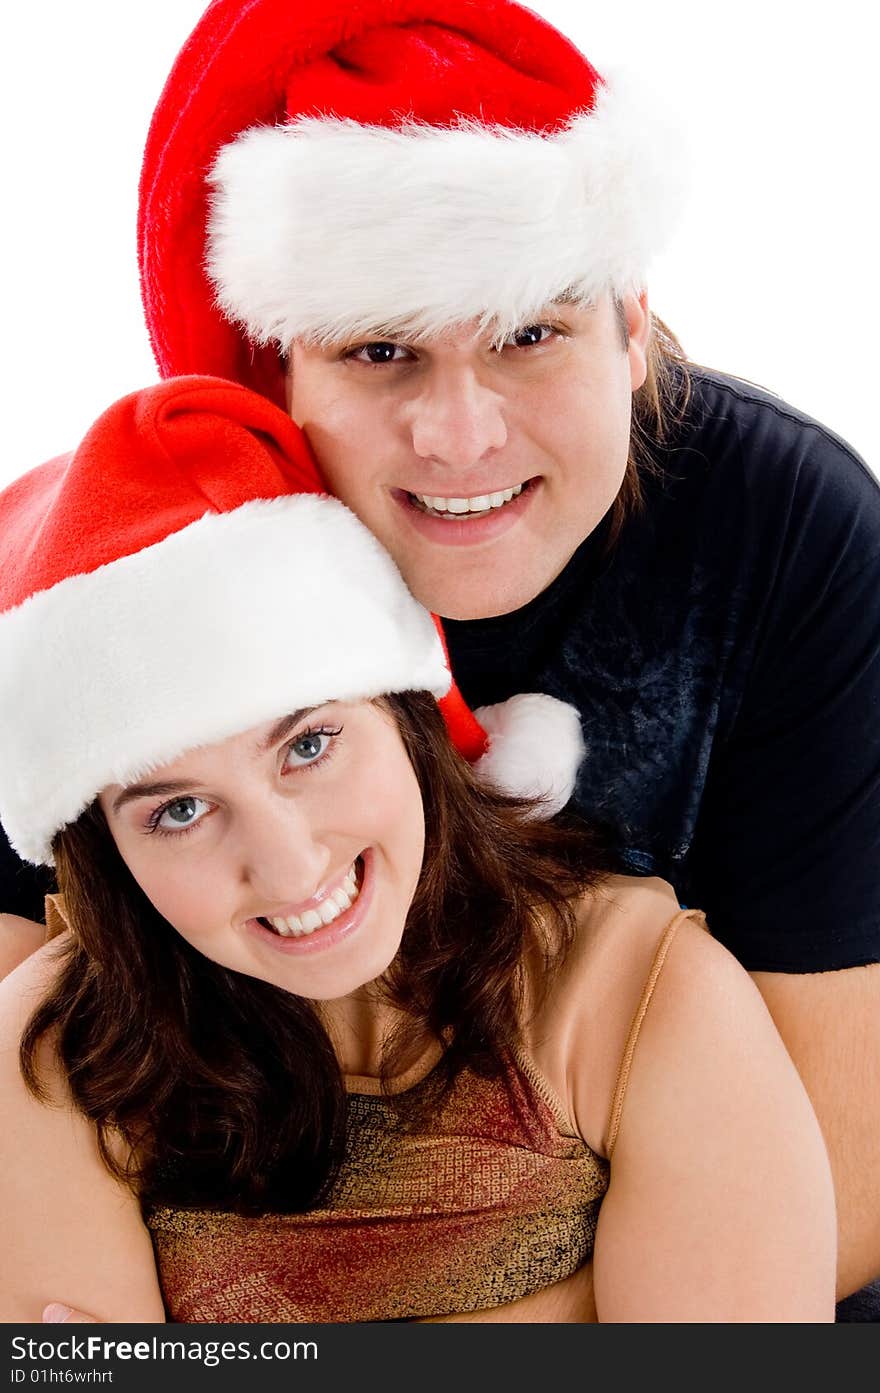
[502,324,555,349]
[153,796,211,833]
[348,341,409,365]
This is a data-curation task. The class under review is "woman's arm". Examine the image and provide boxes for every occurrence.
[590,916,837,1321]
[0,945,166,1322]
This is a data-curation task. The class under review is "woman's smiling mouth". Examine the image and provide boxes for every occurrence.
[263,859,361,936]
[248,853,372,955]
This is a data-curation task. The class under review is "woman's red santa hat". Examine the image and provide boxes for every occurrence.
[139,0,681,407]
[0,378,584,866]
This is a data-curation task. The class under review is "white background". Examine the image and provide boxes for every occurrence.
[1,0,876,485]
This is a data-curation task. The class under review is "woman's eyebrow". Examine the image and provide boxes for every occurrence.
[111,779,196,815]
[257,708,317,754]
[112,709,321,812]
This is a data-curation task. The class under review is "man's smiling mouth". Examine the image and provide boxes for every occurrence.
[406,481,528,518]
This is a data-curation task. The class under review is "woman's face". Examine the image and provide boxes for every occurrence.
[98,701,425,1003]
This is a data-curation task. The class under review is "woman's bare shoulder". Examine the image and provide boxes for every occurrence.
[0,933,69,1053]
[526,879,835,1319]
[591,899,836,1320]
[527,875,713,1153]
[0,912,50,983]
[542,874,690,1026]
[577,879,809,1156]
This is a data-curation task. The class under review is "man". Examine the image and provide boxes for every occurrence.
[3,0,879,1313]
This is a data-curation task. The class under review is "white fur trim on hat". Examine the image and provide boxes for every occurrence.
[0,495,449,866]
[206,72,683,348]
[473,693,585,816]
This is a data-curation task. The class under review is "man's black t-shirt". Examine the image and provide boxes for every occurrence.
[2,368,879,972]
[444,368,880,972]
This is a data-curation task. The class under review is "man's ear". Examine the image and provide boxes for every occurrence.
[625,291,650,393]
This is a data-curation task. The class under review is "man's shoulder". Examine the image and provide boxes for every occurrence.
[679,367,876,493]
[686,364,832,426]
[652,366,880,569]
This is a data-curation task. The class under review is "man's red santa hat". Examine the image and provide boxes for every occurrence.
[0,378,584,866]
[139,0,679,407]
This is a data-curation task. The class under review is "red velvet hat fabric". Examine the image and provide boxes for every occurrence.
[0,377,324,612]
[138,0,601,405]
[0,373,586,865]
[0,376,470,863]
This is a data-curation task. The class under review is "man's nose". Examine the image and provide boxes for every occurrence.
[238,799,331,907]
[406,367,508,469]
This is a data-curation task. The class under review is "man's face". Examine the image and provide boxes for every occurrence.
[287,293,649,620]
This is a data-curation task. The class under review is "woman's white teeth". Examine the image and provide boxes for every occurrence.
[268,864,360,937]
[411,484,524,516]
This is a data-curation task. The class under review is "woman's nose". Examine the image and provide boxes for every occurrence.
[237,798,331,907]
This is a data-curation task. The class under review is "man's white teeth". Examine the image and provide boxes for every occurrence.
[411,483,524,516]
[268,864,360,937]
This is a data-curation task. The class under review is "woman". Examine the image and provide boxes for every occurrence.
[0,378,835,1323]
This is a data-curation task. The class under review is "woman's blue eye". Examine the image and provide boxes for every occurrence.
[284,727,340,769]
[154,796,210,832]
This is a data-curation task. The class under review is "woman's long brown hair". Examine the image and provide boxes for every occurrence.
[20,693,614,1216]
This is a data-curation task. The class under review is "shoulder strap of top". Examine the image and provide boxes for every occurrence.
[43,893,72,941]
[605,908,707,1158]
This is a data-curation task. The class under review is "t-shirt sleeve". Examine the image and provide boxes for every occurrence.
[687,417,880,972]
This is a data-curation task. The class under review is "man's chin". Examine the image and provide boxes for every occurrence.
[409,575,555,622]
[401,548,582,621]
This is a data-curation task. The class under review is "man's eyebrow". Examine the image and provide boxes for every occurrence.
[551,287,594,308]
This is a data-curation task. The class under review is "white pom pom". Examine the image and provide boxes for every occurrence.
[473,693,585,818]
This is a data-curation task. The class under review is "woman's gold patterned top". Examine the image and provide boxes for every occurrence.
[41,892,698,1324]
[146,1043,609,1323]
